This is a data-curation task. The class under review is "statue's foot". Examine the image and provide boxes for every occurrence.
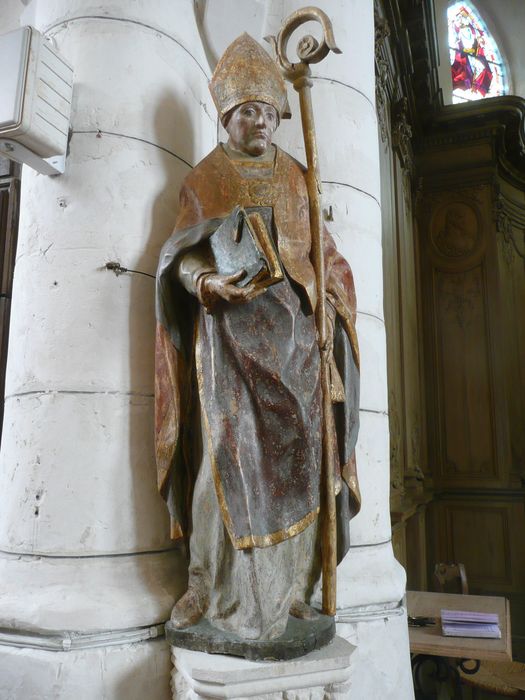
[289,600,320,620]
[170,587,208,629]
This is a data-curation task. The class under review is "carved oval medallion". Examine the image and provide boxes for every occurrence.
[431,202,480,258]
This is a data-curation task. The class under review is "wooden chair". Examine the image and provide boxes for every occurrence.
[433,562,525,699]
[434,563,469,595]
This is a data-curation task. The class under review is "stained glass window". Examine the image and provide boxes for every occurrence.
[448,2,508,103]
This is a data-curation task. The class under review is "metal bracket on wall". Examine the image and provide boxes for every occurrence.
[0,139,66,176]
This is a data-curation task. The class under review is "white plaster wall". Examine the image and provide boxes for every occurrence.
[341,606,414,699]
[0,639,172,700]
[0,0,24,33]
[0,1,216,697]
[0,0,215,554]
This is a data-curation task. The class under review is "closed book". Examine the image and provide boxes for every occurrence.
[441,623,501,639]
[209,206,283,291]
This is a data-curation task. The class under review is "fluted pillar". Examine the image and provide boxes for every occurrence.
[0,1,216,697]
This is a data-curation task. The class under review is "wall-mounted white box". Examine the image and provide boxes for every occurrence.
[0,26,73,159]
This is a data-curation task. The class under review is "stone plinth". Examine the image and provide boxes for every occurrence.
[166,615,335,661]
[171,636,355,699]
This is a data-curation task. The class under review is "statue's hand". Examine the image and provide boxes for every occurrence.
[197,270,260,311]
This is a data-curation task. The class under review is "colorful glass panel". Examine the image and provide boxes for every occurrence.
[448,2,507,103]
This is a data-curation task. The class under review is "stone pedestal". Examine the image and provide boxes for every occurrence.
[166,615,335,661]
[171,636,355,699]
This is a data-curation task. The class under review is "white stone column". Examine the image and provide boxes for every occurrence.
[268,1,414,697]
[0,1,216,698]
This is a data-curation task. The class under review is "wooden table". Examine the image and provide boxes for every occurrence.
[407,590,512,662]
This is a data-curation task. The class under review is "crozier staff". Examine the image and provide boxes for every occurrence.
[155,31,360,641]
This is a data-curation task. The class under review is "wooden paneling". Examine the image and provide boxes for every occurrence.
[377,76,426,511]
[434,265,497,480]
[376,0,429,592]
[379,132,407,503]
[376,0,525,659]
[406,507,428,591]
[0,175,20,441]
[392,520,407,570]
[0,184,9,314]
[496,190,525,485]
[0,157,12,178]
[419,183,510,491]
[416,112,525,658]
[431,497,525,595]
[446,505,511,586]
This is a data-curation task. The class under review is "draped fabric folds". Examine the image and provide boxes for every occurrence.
[155,144,360,559]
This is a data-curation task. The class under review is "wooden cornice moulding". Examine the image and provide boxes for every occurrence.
[421,96,525,185]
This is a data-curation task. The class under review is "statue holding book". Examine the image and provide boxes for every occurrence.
[155,19,361,653]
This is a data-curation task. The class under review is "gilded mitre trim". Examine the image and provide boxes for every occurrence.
[209,32,291,122]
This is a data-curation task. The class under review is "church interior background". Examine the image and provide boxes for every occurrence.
[0,0,524,697]
[375,0,525,669]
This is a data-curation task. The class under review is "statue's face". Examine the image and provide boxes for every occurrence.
[225,101,278,156]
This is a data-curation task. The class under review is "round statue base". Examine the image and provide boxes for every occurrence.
[165,614,336,661]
